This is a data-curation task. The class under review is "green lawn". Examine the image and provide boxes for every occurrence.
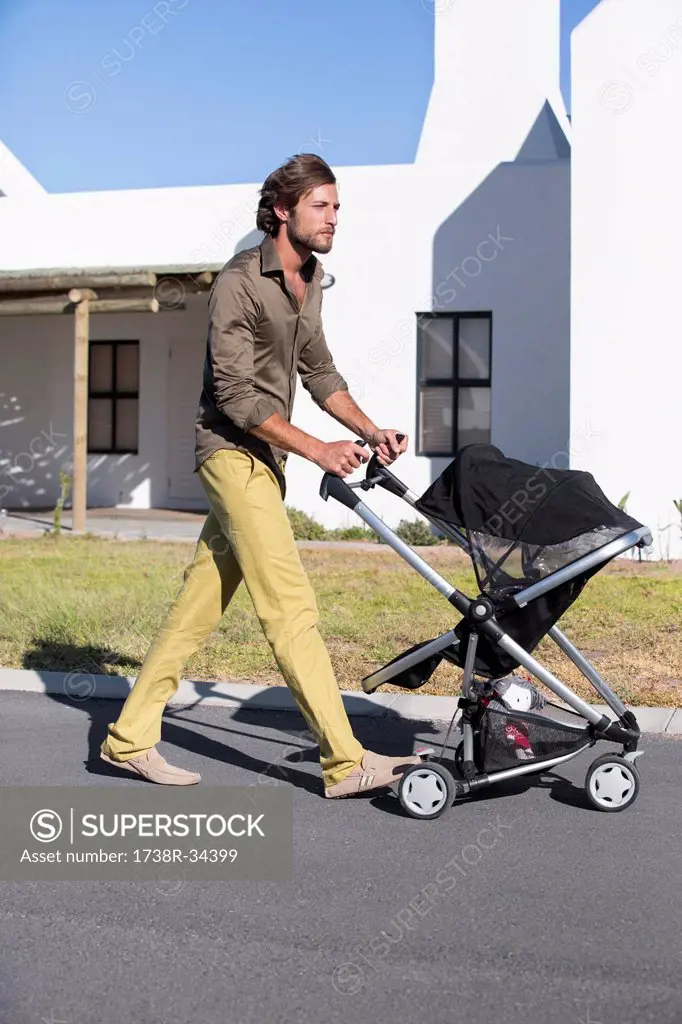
[1,535,681,706]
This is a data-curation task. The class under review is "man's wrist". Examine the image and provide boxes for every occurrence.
[303,437,326,464]
[360,426,380,445]
[321,393,379,445]
[250,415,325,464]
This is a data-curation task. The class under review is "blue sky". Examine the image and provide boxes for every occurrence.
[0,0,599,194]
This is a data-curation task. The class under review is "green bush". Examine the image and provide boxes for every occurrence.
[326,525,378,542]
[394,518,437,546]
[285,506,328,540]
[284,507,437,545]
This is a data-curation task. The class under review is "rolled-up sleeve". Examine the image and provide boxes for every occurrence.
[297,321,348,408]
[208,270,278,431]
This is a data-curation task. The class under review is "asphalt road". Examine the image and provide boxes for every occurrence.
[0,691,681,1024]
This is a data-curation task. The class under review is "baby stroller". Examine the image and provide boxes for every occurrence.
[320,440,652,820]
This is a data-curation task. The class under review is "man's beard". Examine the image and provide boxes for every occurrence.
[286,216,333,254]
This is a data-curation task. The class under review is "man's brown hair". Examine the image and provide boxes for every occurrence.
[256,153,336,237]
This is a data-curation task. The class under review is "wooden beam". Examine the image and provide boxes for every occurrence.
[68,288,99,303]
[93,285,173,301]
[0,271,157,293]
[89,298,161,314]
[0,296,162,315]
[72,299,89,534]
[0,295,74,315]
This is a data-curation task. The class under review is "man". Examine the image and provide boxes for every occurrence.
[100,153,422,798]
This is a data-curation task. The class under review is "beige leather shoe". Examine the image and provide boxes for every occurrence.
[100,747,201,786]
[324,750,422,799]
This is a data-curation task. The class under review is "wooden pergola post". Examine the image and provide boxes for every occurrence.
[72,297,90,533]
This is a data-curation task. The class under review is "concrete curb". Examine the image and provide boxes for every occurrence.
[0,669,679,734]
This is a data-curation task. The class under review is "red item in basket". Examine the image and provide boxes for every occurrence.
[504,722,536,760]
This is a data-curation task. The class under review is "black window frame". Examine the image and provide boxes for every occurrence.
[415,311,492,457]
[87,339,140,455]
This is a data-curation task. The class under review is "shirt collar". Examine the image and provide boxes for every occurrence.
[259,233,321,282]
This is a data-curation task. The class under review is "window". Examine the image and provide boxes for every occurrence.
[87,341,140,454]
[416,313,491,456]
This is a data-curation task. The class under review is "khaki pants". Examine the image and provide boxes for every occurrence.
[101,448,365,787]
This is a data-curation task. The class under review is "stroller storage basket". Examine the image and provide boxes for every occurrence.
[477,705,592,773]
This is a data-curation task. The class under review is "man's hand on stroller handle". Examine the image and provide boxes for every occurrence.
[367,429,408,467]
[313,432,407,478]
[313,440,371,478]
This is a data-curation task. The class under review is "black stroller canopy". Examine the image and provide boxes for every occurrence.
[415,444,644,595]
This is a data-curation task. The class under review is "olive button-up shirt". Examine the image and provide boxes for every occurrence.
[194,234,348,497]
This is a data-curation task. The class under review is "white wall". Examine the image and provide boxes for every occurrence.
[0,299,207,512]
[288,158,569,529]
[0,180,259,272]
[571,0,682,559]
[0,140,46,198]
[430,160,570,470]
[0,315,72,509]
[418,0,568,170]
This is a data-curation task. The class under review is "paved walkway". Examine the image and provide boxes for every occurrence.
[0,507,386,547]
[0,507,208,542]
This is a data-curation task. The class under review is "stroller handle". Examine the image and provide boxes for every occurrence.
[361,441,411,499]
[319,433,410,508]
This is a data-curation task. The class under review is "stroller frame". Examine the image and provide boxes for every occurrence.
[320,448,652,818]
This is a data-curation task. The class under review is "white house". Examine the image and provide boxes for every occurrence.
[0,0,677,556]
[570,0,682,560]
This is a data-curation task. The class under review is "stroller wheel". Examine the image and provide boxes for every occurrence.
[398,762,455,820]
[585,755,640,812]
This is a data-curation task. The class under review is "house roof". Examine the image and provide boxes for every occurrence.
[0,140,46,199]
[0,157,415,275]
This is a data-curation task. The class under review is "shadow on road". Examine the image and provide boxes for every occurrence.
[25,637,590,811]
[26,638,443,801]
